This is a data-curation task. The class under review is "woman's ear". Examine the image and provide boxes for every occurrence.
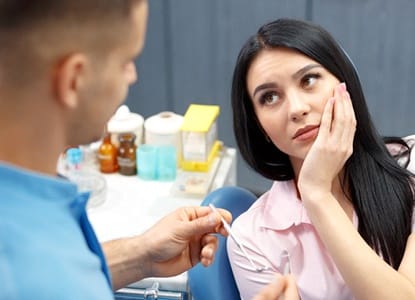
[52,53,89,109]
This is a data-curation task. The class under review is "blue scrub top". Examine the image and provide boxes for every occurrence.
[0,163,113,299]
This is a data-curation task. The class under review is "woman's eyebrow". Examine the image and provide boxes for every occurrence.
[252,82,278,98]
[252,64,323,97]
[292,63,322,80]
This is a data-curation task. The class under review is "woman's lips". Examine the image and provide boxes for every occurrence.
[293,125,319,141]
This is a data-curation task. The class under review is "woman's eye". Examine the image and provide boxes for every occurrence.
[261,92,280,105]
[302,73,321,88]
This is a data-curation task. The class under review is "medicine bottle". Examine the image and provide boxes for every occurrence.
[117,133,137,175]
[98,131,118,173]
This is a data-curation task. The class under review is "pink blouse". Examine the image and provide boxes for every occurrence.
[228,138,415,299]
[227,179,415,300]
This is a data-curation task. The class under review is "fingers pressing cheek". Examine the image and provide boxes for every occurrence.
[339,84,357,141]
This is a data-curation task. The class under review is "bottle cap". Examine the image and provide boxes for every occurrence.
[66,148,83,166]
[107,105,144,134]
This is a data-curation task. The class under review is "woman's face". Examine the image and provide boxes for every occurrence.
[247,47,340,163]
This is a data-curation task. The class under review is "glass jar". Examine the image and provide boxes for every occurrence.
[117,133,137,175]
[98,132,118,173]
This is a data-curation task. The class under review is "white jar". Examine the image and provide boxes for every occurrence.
[107,105,144,147]
[144,111,184,163]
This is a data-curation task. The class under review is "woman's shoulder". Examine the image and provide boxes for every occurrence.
[231,185,271,229]
[403,135,415,172]
[232,180,296,229]
[384,134,415,171]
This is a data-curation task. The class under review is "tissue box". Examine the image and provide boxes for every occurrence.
[180,104,220,172]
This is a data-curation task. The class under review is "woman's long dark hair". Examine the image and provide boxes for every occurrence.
[231,18,414,269]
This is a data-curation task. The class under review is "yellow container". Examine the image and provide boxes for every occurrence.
[180,104,220,171]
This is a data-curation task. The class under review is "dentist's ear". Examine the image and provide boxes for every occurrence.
[52,53,89,109]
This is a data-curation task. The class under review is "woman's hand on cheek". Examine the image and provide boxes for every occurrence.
[298,82,357,199]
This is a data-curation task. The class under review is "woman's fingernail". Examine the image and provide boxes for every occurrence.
[339,82,347,91]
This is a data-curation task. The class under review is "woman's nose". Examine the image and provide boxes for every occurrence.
[288,94,310,121]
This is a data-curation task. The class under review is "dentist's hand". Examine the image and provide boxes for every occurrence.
[140,206,231,277]
[104,206,231,290]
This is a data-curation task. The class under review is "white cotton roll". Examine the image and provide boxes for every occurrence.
[144,111,184,161]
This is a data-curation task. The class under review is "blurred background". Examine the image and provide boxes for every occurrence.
[125,0,415,195]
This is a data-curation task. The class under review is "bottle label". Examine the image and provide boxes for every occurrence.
[98,154,114,161]
[117,157,136,167]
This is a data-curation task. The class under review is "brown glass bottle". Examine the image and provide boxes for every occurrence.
[98,132,118,173]
[117,133,137,175]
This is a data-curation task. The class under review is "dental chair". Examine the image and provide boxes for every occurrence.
[188,186,257,300]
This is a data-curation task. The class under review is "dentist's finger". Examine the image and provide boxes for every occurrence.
[199,234,219,266]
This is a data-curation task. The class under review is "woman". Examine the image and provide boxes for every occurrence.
[228,18,415,299]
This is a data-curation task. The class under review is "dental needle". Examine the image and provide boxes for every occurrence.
[209,203,269,272]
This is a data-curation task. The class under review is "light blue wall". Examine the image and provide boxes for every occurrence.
[125,0,415,195]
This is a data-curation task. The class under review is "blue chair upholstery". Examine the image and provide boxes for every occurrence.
[188,186,257,300]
